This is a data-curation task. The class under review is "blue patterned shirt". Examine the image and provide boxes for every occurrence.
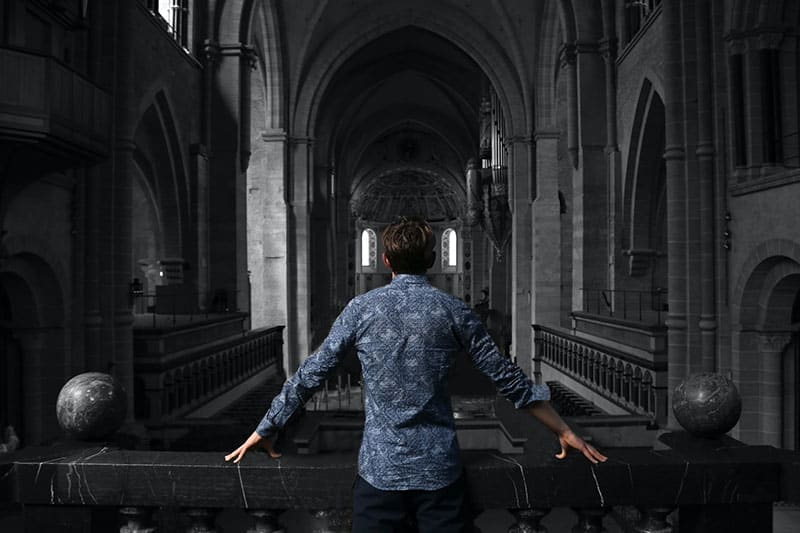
[255,274,550,490]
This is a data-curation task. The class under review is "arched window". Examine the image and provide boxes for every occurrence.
[442,228,457,268]
[361,228,377,269]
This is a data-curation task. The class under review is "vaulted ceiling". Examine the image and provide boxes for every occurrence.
[313,26,486,223]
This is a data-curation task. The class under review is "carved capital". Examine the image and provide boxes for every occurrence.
[559,43,577,68]
[757,31,784,50]
[758,332,792,353]
[202,39,220,65]
[242,44,258,71]
[508,508,550,533]
[599,38,617,62]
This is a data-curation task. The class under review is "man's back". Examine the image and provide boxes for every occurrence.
[352,274,466,490]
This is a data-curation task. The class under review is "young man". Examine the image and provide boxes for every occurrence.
[226,217,606,532]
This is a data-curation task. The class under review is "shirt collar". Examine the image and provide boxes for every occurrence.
[391,274,429,285]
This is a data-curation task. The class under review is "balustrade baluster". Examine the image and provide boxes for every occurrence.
[184,508,218,533]
[312,509,351,533]
[119,506,155,533]
[508,508,550,532]
[571,507,607,532]
[632,506,674,533]
[246,509,285,533]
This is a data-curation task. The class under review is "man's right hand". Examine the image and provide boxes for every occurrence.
[555,429,607,464]
[225,431,281,463]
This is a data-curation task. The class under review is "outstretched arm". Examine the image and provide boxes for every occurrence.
[225,301,359,463]
[456,306,607,464]
[527,400,607,464]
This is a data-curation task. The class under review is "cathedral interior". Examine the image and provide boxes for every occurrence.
[2,0,800,531]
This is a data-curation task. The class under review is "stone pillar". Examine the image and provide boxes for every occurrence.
[599,3,621,296]
[287,136,313,371]
[694,0,718,372]
[572,507,607,532]
[119,507,155,533]
[247,129,288,332]
[508,136,534,374]
[632,507,674,533]
[567,41,610,311]
[111,0,137,421]
[758,332,790,446]
[246,510,284,533]
[192,143,210,311]
[663,0,689,428]
[509,508,550,532]
[531,130,562,329]
[312,509,351,533]
[207,42,250,320]
[84,163,105,372]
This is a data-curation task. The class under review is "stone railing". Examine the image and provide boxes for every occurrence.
[3,410,800,532]
[534,325,668,423]
[134,325,284,422]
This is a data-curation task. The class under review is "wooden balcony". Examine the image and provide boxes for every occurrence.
[0,46,111,160]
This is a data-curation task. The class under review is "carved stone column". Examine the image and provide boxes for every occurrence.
[184,508,218,533]
[758,332,791,446]
[571,507,607,533]
[119,507,155,533]
[632,506,674,533]
[509,508,550,532]
[246,509,284,533]
[312,509,351,533]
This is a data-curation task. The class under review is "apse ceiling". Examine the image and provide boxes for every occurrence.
[314,26,486,223]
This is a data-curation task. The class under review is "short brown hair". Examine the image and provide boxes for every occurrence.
[382,217,435,274]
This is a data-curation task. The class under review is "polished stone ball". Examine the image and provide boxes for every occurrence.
[672,372,742,438]
[56,372,127,441]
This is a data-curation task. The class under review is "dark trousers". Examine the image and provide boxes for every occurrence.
[351,474,470,533]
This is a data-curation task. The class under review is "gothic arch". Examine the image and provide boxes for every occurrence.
[133,91,189,258]
[732,239,800,445]
[291,7,528,139]
[0,251,66,444]
[622,80,666,282]
[733,239,800,328]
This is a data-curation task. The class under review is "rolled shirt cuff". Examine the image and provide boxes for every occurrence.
[514,382,551,409]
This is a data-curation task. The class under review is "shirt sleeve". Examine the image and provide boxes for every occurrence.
[255,300,359,438]
[455,304,550,408]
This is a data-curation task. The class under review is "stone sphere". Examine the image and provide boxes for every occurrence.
[56,372,127,441]
[672,372,742,437]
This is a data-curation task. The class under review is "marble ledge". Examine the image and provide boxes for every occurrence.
[2,434,799,512]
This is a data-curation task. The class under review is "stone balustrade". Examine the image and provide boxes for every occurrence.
[534,325,668,423]
[3,406,800,532]
[134,325,284,422]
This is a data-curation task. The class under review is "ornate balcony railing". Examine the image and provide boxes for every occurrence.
[3,411,800,532]
[134,325,284,423]
[534,325,669,423]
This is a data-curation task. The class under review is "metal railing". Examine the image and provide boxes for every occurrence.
[624,0,662,44]
[132,290,242,328]
[580,287,667,326]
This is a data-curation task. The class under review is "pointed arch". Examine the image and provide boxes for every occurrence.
[621,80,666,281]
[292,10,528,139]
